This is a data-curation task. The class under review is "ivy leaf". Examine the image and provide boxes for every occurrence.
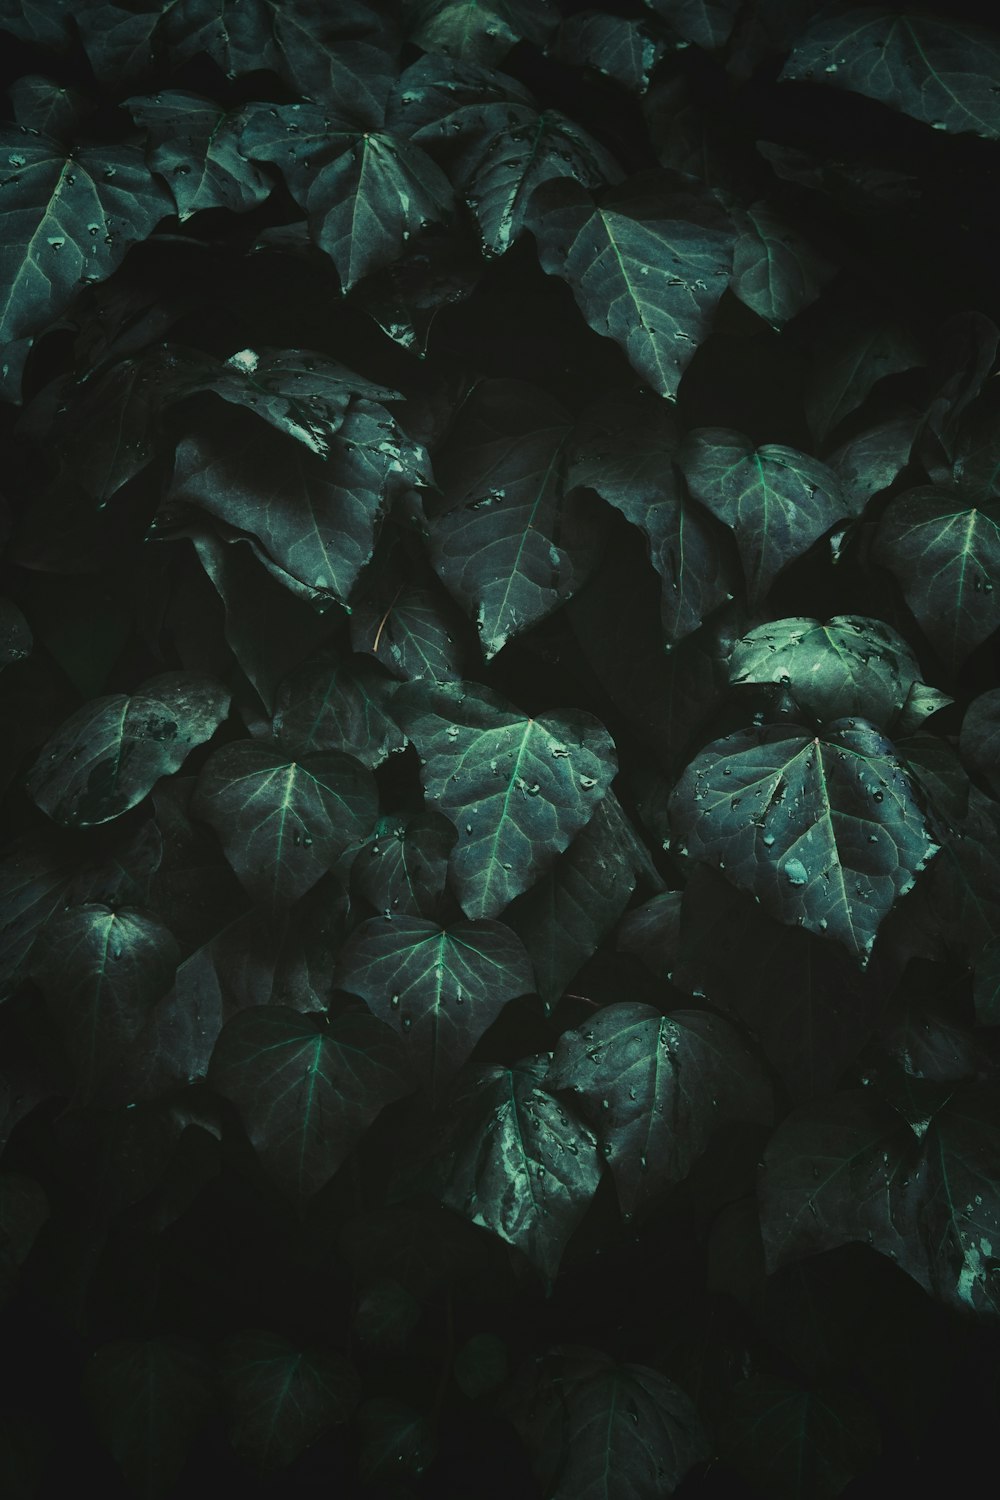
[27,672,230,828]
[220,1332,359,1471]
[803,312,924,445]
[0,129,171,398]
[307,133,455,292]
[568,393,736,644]
[426,379,609,658]
[528,175,732,400]
[336,915,535,1099]
[192,741,378,909]
[351,812,458,917]
[645,0,741,51]
[960,689,1000,798]
[350,576,471,682]
[407,0,559,64]
[9,76,92,140]
[209,1005,412,1198]
[0,599,31,670]
[552,13,665,95]
[273,650,405,768]
[721,1377,882,1500]
[357,1397,436,1483]
[396,679,617,919]
[84,1339,213,1500]
[730,200,835,327]
[126,92,271,220]
[669,719,939,958]
[31,904,178,1104]
[505,1345,710,1498]
[680,429,849,606]
[781,10,1000,141]
[727,616,944,730]
[546,1001,771,1219]
[874,489,1000,669]
[826,407,920,512]
[617,890,683,983]
[437,1053,602,1277]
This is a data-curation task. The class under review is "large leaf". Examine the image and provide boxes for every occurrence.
[27,671,230,828]
[720,1377,881,1500]
[0,128,171,396]
[506,1345,709,1498]
[873,489,1000,669]
[726,615,945,730]
[273,650,405,768]
[220,1332,359,1471]
[426,380,609,658]
[31,904,179,1103]
[209,1005,412,1198]
[566,393,735,645]
[336,914,535,1098]
[193,741,377,909]
[126,92,271,220]
[351,811,457,917]
[668,719,939,958]
[680,429,849,606]
[730,200,835,327]
[546,1001,771,1220]
[528,175,732,400]
[395,679,617,919]
[781,10,1000,141]
[85,1339,213,1500]
[436,1053,602,1278]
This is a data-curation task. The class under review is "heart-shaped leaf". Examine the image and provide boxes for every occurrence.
[220,1331,359,1471]
[730,200,835,327]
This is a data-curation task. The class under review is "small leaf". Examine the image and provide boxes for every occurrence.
[193,741,377,909]
[220,1331,359,1471]
[730,200,835,327]
[396,678,617,919]
[27,671,230,828]
[209,1006,412,1198]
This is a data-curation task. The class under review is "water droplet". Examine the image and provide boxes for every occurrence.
[782,857,808,886]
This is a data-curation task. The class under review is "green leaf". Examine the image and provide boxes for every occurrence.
[645,0,741,51]
[506,1346,710,1498]
[438,1053,602,1277]
[552,13,665,95]
[681,429,849,606]
[721,1377,881,1500]
[85,1339,212,1498]
[826,407,920,512]
[396,679,618,919]
[617,890,683,982]
[336,914,535,1099]
[567,393,735,644]
[357,1396,436,1483]
[873,489,1000,669]
[192,741,377,909]
[350,574,472,682]
[209,1005,412,1198]
[781,10,1000,140]
[407,0,559,65]
[220,1331,359,1471]
[0,599,31,669]
[547,1001,771,1219]
[352,812,457,917]
[727,615,942,729]
[528,175,732,400]
[307,133,455,292]
[426,380,609,658]
[730,200,835,326]
[669,719,939,958]
[9,75,91,140]
[126,92,271,220]
[803,312,924,445]
[960,688,1000,797]
[273,650,405,767]
[0,129,171,397]
[27,671,230,828]
[32,904,179,1103]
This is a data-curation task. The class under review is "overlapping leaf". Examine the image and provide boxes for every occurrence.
[209,1005,412,1198]
[273,650,404,767]
[803,312,924,445]
[730,200,835,327]
[193,741,377,909]
[528,175,732,400]
[960,689,1000,797]
[669,719,939,957]
[351,812,457,917]
[680,429,849,605]
[396,679,617,919]
[407,0,559,64]
[27,671,230,828]
[126,93,271,220]
[220,1332,359,1471]
[552,13,664,94]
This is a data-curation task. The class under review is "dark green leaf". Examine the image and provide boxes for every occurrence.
[781,10,1000,140]
[721,1377,881,1500]
[350,576,471,682]
[396,679,617,919]
[220,1331,359,1471]
[438,1053,602,1277]
[426,380,609,658]
[126,92,271,220]
[352,812,457,917]
[730,200,835,327]
[897,732,970,826]
[617,890,683,982]
[803,313,924,445]
[646,0,740,51]
[354,1276,422,1351]
[974,936,1000,1027]
[960,688,1000,796]
[9,75,91,140]
[209,1005,412,1197]
[669,719,939,958]
[551,14,665,95]
[336,914,534,1098]
[0,599,31,668]
[357,1396,436,1483]
[528,175,732,400]
[192,741,377,909]
[32,903,179,1103]
[27,671,230,829]
[873,489,1000,669]
[84,1338,213,1499]
[273,650,405,767]
[680,430,849,606]
[407,0,559,64]
[0,832,78,998]
[547,1001,771,1219]
[826,407,920,512]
